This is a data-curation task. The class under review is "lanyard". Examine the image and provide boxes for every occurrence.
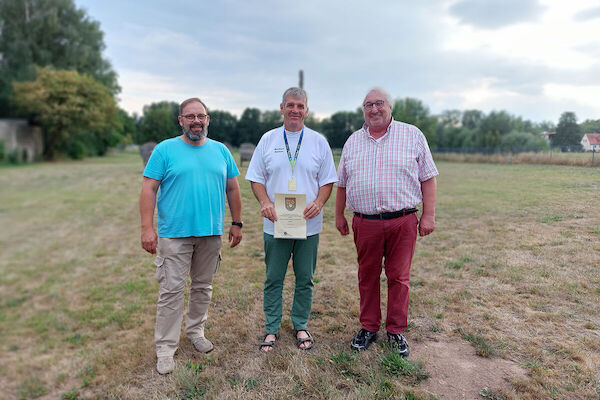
[283,128,304,175]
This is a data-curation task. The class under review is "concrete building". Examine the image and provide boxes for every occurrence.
[0,119,43,162]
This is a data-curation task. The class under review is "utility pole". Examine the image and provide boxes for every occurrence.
[299,70,304,89]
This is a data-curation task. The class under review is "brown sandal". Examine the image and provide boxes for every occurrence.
[294,329,314,350]
[259,333,278,353]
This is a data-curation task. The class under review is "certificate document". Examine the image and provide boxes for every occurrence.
[274,193,306,239]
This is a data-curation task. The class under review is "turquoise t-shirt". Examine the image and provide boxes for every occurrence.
[143,137,239,238]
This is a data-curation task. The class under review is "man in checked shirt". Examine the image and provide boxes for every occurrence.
[335,87,438,356]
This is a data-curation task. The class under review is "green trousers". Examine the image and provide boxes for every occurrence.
[263,233,319,334]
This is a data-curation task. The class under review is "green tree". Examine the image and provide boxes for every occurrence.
[480,111,512,136]
[537,121,556,132]
[392,98,437,148]
[436,110,462,149]
[553,112,583,149]
[259,110,283,136]
[236,108,261,145]
[439,109,462,127]
[453,129,478,150]
[510,116,538,134]
[12,67,120,159]
[530,120,555,135]
[0,0,119,117]
[477,110,512,148]
[499,131,549,152]
[208,110,237,144]
[116,108,137,144]
[462,110,484,130]
[304,112,322,133]
[136,101,180,144]
[580,119,600,133]
[321,109,363,148]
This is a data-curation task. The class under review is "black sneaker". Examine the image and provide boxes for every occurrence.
[387,332,410,357]
[350,328,378,350]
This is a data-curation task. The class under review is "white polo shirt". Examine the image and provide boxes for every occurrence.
[245,125,338,236]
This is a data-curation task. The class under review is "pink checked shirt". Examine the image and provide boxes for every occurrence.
[337,119,438,214]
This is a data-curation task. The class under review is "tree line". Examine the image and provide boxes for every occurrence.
[2,0,599,162]
[134,98,599,153]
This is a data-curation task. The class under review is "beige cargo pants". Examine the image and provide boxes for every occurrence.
[154,235,222,357]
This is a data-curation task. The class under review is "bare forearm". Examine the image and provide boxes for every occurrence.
[303,183,334,219]
[421,177,437,217]
[335,186,347,217]
[226,179,242,222]
[139,178,160,254]
[140,188,157,230]
[314,183,333,208]
[250,181,271,207]
[251,181,278,221]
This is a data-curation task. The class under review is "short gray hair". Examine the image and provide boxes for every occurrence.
[179,97,208,115]
[281,87,307,106]
[364,87,393,106]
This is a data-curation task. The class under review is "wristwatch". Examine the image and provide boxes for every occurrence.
[231,221,243,228]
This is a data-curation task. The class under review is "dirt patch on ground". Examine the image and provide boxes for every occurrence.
[412,337,527,399]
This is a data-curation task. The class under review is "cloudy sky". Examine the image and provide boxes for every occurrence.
[75,0,600,123]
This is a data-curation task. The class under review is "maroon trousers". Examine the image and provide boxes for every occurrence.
[352,213,418,334]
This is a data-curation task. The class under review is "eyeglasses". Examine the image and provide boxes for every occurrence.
[182,113,208,121]
[363,100,386,110]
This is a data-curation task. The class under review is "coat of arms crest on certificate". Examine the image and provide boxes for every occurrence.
[285,197,296,211]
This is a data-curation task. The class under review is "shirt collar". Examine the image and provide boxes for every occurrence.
[283,125,303,135]
[362,118,394,140]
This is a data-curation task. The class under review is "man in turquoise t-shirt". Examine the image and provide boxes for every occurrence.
[139,97,243,375]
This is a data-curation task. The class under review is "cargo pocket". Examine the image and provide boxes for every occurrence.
[154,256,165,285]
[214,253,222,274]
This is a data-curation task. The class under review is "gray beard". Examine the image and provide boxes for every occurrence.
[183,127,207,142]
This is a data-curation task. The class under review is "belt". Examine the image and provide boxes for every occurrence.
[354,208,418,220]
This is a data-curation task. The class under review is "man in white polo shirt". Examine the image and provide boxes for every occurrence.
[246,87,337,352]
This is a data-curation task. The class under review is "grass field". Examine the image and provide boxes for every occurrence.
[1,151,599,399]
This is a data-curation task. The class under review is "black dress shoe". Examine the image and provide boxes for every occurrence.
[350,328,378,350]
[387,332,410,357]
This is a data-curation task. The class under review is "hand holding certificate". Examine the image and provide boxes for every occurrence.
[274,193,306,239]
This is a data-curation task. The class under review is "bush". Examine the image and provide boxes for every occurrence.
[499,131,548,152]
[59,128,126,159]
[64,139,86,160]
[12,67,120,160]
[7,148,21,164]
[0,139,5,161]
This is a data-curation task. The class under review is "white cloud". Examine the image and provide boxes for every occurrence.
[116,69,255,116]
[443,0,600,69]
[432,78,519,109]
[76,0,600,123]
[544,83,600,107]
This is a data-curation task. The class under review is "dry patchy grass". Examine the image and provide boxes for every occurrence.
[434,151,600,168]
[1,153,599,399]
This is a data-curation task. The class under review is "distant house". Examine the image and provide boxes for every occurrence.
[539,131,555,145]
[581,133,600,152]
